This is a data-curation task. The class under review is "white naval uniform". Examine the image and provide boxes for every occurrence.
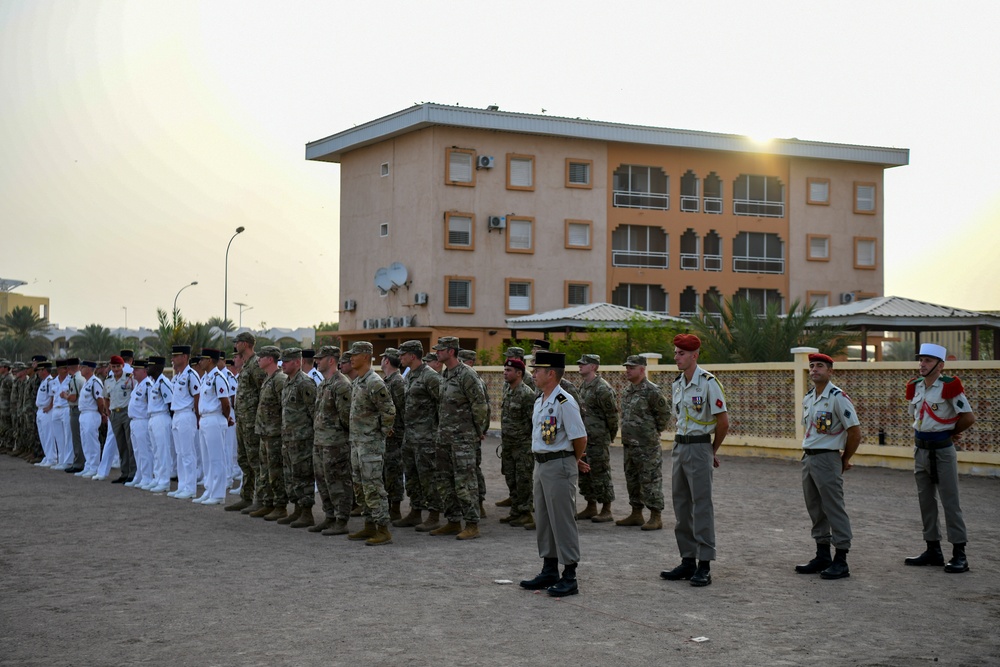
[78,374,105,474]
[147,374,174,492]
[223,367,240,489]
[34,375,56,465]
[170,366,200,497]
[197,367,230,502]
[52,375,74,469]
[128,376,153,487]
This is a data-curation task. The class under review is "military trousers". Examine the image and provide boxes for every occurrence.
[801,450,852,550]
[383,434,404,503]
[280,437,314,508]
[671,440,716,561]
[534,455,581,565]
[147,412,173,488]
[79,410,102,473]
[623,441,664,512]
[69,406,84,468]
[110,410,134,478]
[501,439,533,515]
[258,434,286,506]
[171,411,198,496]
[442,437,480,524]
[914,444,967,544]
[52,407,73,468]
[579,439,615,504]
[314,440,353,520]
[35,409,54,464]
[130,418,153,486]
[400,436,425,510]
[236,419,259,503]
[350,438,389,525]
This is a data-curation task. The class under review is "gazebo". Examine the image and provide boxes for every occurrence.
[505,302,689,339]
[809,296,1000,361]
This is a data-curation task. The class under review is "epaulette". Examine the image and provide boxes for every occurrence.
[700,370,716,381]
[941,375,965,400]
[905,377,920,400]
[674,373,683,383]
[556,393,568,404]
[830,387,841,396]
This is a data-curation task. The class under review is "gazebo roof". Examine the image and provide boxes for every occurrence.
[506,303,689,331]
[811,296,1000,330]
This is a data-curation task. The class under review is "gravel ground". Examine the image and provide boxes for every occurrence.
[2,439,998,666]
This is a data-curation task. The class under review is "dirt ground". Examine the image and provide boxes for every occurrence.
[2,438,998,666]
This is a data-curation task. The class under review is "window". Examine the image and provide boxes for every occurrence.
[380,162,390,177]
[565,281,591,307]
[854,182,876,214]
[733,232,784,273]
[703,172,723,214]
[446,148,475,186]
[507,154,535,191]
[680,170,700,212]
[444,212,474,250]
[506,217,534,254]
[444,276,475,313]
[565,159,592,188]
[611,225,668,268]
[854,237,877,269]
[733,174,784,217]
[807,234,830,261]
[680,229,700,270]
[612,164,669,209]
[807,177,830,205]
[734,288,784,314]
[611,283,668,313]
[807,291,831,309]
[703,231,723,271]
[679,287,699,318]
[506,278,533,313]
[565,220,592,249]
[379,223,389,238]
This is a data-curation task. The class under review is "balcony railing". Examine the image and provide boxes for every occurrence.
[680,253,700,270]
[734,198,784,218]
[679,310,699,319]
[680,195,699,212]
[703,253,723,271]
[613,190,669,210]
[704,196,723,214]
[733,255,785,274]
[612,250,669,269]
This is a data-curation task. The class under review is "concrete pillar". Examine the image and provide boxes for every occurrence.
[790,346,818,442]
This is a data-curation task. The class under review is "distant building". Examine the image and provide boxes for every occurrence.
[0,278,50,321]
[306,104,908,351]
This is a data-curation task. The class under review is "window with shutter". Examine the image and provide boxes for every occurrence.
[566,159,592,188]
[854,238,877,268]
[565,220,592,249]
[445,213,474,250]
[854,183,876,213]
[807,235,830,261]
[807,178,830,205]
[446,148,475,186]
[445,277,474,312]
[507,154,535,190]
[507,281,532,312]
[506,218,533,253]
[567,283,590,306]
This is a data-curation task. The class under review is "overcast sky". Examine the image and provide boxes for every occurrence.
[3,1,998,330]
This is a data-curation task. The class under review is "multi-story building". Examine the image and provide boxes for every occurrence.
[306,104,908,352]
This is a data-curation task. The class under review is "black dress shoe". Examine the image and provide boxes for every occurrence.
[660,559,697,580]
[65,466,84,474]
[944,555,969,573]
[112,477,128,484]
[690,567,712,587]
[547,577,579,597]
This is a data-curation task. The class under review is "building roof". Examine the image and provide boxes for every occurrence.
[811,296,1000,330]
[506,303,689,331]
[306,103,910,167]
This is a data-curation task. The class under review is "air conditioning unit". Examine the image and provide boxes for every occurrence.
[488,215,506,230]
[344,299,356,312]
[402,315,414,327]
[390,317,403,328]
[366,318,379,329]
[840,292,855,305]
[414,292,428,305]
[361,319,369,330]
[378,318,390,329]
[477,155,495,169]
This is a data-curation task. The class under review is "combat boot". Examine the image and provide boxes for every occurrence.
[615,506,645,527]
[479,502,487,519]
[392,508,422,528]
[350,504,363,517]
[820,549,850,580]
[348,521,377,541]
[592,503,614,523]
[456,522,480,540]
[905,541,945,566]
[290,506,314,528]
[795,543,833,574]
[509,513,531,527]
[522,514,536,531]
[690,560,713,587]
[500,512,520,524]
[225,498,252,513]
[389,501,402,522]
[660,557,697,580]
[944,543,969,573]
[263,505,288,522]
[414,511,441,533]
[575,501,598,521]
[309,517,335,533]
[322,518,350,536]
[495,497,512,507]
[547,563,579,597]
[365,524,392,546]
[429,521,462,536]
[641,509,663,531]
[248,504,274,518]
[520,558,560,590]
[277,505,302,525]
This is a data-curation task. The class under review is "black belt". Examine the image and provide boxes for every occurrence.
[803,449,840,456]
[533,450,574,463]
[675,434,712,444]
[915,435,953,486]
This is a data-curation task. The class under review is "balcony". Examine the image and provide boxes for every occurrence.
[704,196,723,214]
[680,195,699,213]
[680,253,700,270]
[703,253,723,271]
[733,255,785,274]
[734,198,784,218]
[612,250,669,269]
[613,190,669,210]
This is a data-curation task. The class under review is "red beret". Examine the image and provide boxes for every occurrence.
[109,355,125,365]
[504,358,526,372]
[673,334,701,351]
[808,353,834,366]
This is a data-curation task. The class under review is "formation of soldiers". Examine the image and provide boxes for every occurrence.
[0,334,975,580]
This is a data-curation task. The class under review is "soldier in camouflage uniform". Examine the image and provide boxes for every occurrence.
[9,364,27,456]
[346,341,396,546]
[252,346,288,520]
[499,358,535,527]
[309,346,354,536]
[21,362,43,461]
[432,337,489,540]
[339,351,364,518]
[380,348,406,522]
[576,354,620,523]
[459,348,489,518]
[396,340,441,531]
[616,354,670,531]
[228,331,268,513]
[0,360,13,454]
[278,348,317,528]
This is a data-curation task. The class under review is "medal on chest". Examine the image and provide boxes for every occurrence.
[541,415,558,444]
[814,410,833,433]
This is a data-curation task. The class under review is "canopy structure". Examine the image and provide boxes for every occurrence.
[809,296,1000,360]
[505,302,688,338]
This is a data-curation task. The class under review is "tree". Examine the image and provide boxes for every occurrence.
[70,324,124,361]
[0,306,51,360]
[689,298,855,363]
[314,321,339,347]
[207,317,236,348]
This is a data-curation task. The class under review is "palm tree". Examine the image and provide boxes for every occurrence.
[70,324,124,361]
[154,307,186,356]
[689,297,854,363]
[0,306,51,360]
[207,317,235,348]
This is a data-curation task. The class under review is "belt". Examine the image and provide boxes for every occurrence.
[111,407,127,413]
[533,450,575,463]
[803,449,840,456]
[914,434,953,486]
[915,430,952,443]
[914,438,953,450]
[149,411,169,416]
[70,405,80,411]
[53,405,68,409]
[675,434,712,444]
[172,407,194,413]
[201,410,221,416]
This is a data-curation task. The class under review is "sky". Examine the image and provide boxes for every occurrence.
[2,1,999,330]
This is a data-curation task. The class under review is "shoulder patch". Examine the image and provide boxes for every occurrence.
[941,375,965,400]
[556,393,568,404]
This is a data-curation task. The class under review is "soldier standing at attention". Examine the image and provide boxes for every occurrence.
[277,348,317,528]
[105,355,135,483]
[309,346,354,536]
[63,358,86,474]
[380,348,407,522]
[252,347,288,520]
[794,353,860,580]
[77,361,106,477]
[145,357,174,493]
[616,355,669,531]
[51,360,74,470]
[168,345,200,500]
[431,337,488,540]
[193,349,232,505]
[458,348,489,518]
[904,343,975,573]
[499,357,536,528]
[346,341,396,546]
[226,332,267,513]
[396,340,441,531]
[126,360,154,490]
[661,334,728,587]
[575,354,619,523]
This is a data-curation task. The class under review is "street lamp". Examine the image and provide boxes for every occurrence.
[224,226,246,345]
[234,301,253,329]
[122,306,128,329]
[173,281,198,323]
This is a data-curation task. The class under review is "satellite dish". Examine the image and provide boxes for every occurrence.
[374,267,392,292]
[387,262,409,289]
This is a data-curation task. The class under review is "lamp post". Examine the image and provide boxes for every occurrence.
[122,306,127,329]
[234,302,253,329]
[224,226,246,346]
[173,281,198,324]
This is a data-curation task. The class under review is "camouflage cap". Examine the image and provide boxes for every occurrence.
[422,352,438,363]
[623,354,647,366]
[398,340,423,356]
[12,362,27,371]
[503,346,525,358]
[380,347,400,359]
[457,349,476,362]
[577,353,601,365]
[315,345,341,359]
[281,347,303,361]
[0,359,11,368]
[340,351,353,362]
[432,336,459,351]
[234,331,256,345]
[257,345,281,361]
[350,341,374,356]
